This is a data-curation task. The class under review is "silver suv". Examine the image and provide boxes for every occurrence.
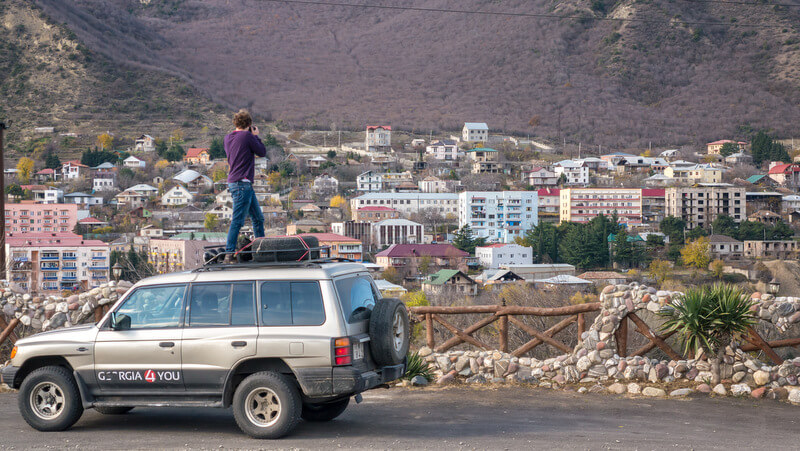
[1,261,410,438]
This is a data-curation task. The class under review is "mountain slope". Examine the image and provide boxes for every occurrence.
[0,0,227,149]
[27,0,800,147]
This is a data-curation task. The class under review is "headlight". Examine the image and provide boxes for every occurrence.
[10,346,17,359]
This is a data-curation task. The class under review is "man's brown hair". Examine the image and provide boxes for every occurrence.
[233,109,252,130]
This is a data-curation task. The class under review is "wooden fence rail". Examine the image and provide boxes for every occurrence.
[410,304,800,363]
[0,304,111,351]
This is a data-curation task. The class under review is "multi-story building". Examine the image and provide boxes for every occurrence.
[356,171,383,192]
[465,148,503,174]
[352,206,400,223]
[425,140,459,161]
[767,163,800,187]
[462,122,488,143]
[708,234,743,260]
[458,191,539,243]
[375,243,469,270]
[312,174,339,195]
[524,167,558,187]
[299,233,363,261]
[381,171,414,190]
[93,174,116,192]
[372,219,424,248]
[184,148,211,165]
[134,134,156,152]
[365,125,392,152]
[560,188,643,225]
[782,194,800,213]
[642,189,666,224]
[331,221,374,250]
[5,232,109,293]
[418,176,461,193]
[351,193,459,218]
[475,243,533,268]
[61,160,88,180]
[5,202,78,234]
[664,164,723,184]
[553,161,590,186]
[161,185,194,206]
[148,237,223,273]
[744,240,798,259]
[665,184,746,230]
[537,188,560,223]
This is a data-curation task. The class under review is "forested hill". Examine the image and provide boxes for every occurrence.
[20,0,800,147]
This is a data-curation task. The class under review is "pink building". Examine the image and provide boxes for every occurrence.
[5,202,79,234]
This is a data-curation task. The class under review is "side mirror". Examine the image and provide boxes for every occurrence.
[110,312,131,331]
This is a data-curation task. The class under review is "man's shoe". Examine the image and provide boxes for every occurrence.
[223,253,236,264]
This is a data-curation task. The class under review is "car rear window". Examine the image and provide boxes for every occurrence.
[334,275,380,323]
[259,281,325,326]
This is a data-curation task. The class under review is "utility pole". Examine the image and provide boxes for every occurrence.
[338,130,341,150]
[0,119,8,273]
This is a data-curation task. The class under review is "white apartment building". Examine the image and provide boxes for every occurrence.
[462,122,489,142]
[351,193,459,218]
[6,232,110,293]
[476,243,533,268]
[365,126,392,152]
[419,176,461,193]
[782,194,800,213]
[554,161,590,186]
[372,219,424,247]
[425,140,459,161]
[665,184,745,230]
[93,175,116,192]
[357,171,383,192]
[28,186,63,204]
[524,167,558,187]
[161,185,194,206]
[560,188,643,225]
[458,191,539,243]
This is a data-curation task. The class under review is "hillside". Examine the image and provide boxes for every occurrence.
[21,0,800,148]
[0,0,228,154]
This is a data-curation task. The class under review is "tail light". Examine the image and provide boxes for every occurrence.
[332,337,352,366]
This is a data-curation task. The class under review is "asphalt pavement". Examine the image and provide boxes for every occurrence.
[0,386,797,450]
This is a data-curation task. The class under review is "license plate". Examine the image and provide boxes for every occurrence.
[353,342,364,360]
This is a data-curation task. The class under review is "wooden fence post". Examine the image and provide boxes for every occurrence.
[577,313,585,337]
[499,315,508,353]
[746,327,783,365]
[425,313,434,349]
[615,315,628,357]
[0,317,20,347]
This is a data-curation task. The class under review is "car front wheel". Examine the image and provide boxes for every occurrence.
[232,371,301,439]
[18,366,84,432]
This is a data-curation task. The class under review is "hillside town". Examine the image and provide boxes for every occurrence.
[3,124,799,300]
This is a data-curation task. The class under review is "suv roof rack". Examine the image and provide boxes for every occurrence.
[195,244,356,272]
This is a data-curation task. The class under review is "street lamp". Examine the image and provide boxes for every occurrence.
[112,262,123,282]
[0,119,10,272]
[768,277,780,295]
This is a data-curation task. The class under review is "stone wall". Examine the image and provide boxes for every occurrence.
[0,281,133,333]
[416,283,800,401]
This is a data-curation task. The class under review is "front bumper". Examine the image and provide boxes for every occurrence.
[0,365,19,388]
[296,363,405,399]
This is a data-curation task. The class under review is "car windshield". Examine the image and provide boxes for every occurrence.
[334,275,380,323]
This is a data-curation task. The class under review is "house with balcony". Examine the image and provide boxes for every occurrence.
[523,167,558,188]
[375,243,469,271]
[61,160,88,180]
[465,148,503,174]
[114,190,149,210]
[475,243,533,268]
[21,185,63,204]
[707,140,747,155]
[357,171,384,192]
[93,174,117,192]
[312,174,339,195]
[173,169,213,191]
[537,188,560,223]
[767,163,800,187]
[418,176,461,193]
[553,160,590,186]
[708,234,743,260]
[425,140,459,161]
[458,191,538,243]
[560,188,643,226]
[134,134,156,152]
[4,232,109,292]
[366,126,392,152]
[123,155,146,169]
[744,240,799,259]
[161,185,194,206]
[4,202,78,234]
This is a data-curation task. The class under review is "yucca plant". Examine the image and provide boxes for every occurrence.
[403,351,434,382]
[660,284,755,384]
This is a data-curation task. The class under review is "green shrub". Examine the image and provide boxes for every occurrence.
[403,352,434,381]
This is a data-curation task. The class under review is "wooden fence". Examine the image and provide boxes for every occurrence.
[409,305,800,364]
[0,304,112,351]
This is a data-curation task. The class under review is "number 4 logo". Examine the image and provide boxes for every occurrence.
[144,370,156,383]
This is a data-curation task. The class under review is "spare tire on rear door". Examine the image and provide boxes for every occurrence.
[368,298,410,366]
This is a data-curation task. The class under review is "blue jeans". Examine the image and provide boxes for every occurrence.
[226,181,265,253]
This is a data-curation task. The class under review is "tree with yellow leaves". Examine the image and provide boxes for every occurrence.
[680,237,711,269]
[16,157,34,183]
[212,168,227,183]
[710,259,725,279]
[97,133,113,150]
[155,159,171,171]
[648,259,672,284]
[267,171,282,190]
[329,195,346,208]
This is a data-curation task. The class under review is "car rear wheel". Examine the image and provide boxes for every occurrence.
[369,298,410,366]
[301,397,349,422]
[18,366,83,432]
[94,406,134,415]
[232,372,301,439]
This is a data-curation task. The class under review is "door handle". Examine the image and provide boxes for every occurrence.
[159,342,175,348]
[231,341,247,348]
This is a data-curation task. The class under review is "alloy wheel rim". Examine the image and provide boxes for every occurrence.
[30,382,65,421]
[244,387,282,427]
[392,310,405,352]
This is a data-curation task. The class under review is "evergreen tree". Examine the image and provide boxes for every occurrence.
[719,142,738,157]
[164,144,185,162]
[519,222,559,263]
[44,152,61,170]
[156,139,169,157]
[453,225,485,255]
[768,220,794,240]
[209,137,226,160]
[660,216,686,244]
[736,220,766,241]
[711,215,738,237]
[612,230,633,268]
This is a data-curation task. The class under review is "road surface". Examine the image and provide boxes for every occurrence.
[0,386,796,449]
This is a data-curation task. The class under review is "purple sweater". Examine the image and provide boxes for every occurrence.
[224,130,267,183]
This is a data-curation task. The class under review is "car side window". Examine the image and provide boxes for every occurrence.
[260,281,325,326]
[116,285,186,329]
[189,282,256,327]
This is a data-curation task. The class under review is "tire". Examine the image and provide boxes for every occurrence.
[94,406,134,415]
[301,398,349,422]
[369,298,410,366]
[232,372,301,439]
[18,366,84,432]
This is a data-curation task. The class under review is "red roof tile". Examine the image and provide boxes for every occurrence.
[186,148,210,158]
[537,188,560,196]
[642,188,665,197]
[768,164,799,174]
[367,126,391,131]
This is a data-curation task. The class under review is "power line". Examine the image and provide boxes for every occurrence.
[258,0,792,28]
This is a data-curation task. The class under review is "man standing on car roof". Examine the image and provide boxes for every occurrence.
[223,109,267,263]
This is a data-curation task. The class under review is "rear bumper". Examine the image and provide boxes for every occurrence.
[1,365,19,388]
[296,363,405,399]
